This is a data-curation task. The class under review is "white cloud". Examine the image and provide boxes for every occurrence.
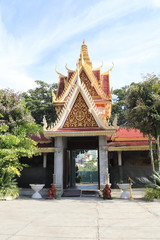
[0,0,160,92]
[150,0,160,8]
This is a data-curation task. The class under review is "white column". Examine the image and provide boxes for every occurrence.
[118,151,122,166]
[54,137,63,188]
[54,137,66,194]
[43,153,47,168]
[118,151,123,182]
[99,135,109,189]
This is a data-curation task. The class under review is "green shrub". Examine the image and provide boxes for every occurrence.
[0,169,19,199]
[139,171,160,190]
[0,187,19,199]
[76,175,82,183]
[144,188,160,201]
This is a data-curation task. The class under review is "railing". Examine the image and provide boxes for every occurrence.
[78,171,98,183]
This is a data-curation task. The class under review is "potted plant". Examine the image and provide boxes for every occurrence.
[117,180,131,199]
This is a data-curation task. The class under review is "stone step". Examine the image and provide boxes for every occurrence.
[62,189,81,197]
[81,190,99,197]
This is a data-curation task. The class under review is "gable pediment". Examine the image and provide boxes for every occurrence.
[63,92,98,128]
[80,70,99,97]
[47,80,110,132]
[44,42,117,137]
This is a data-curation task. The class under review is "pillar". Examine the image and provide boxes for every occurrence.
[118,151,122,166]
[54,137,66,194]
[43,153,47,168]
[118,151,123,181]
[99,135,110,189]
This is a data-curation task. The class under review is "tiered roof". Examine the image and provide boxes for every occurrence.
[44,41,116,137]
[32,128,150,152]
[108,128,149,151]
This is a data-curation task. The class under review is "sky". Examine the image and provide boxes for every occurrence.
[0,0,160,93]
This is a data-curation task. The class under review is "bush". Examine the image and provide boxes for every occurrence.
[76,175,82,183]
[139,171,160,190]
[144,188,160,201]
[0,169,19,199]
[0,187,19,200]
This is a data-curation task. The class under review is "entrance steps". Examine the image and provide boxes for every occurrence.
[62,189,99,197]
[62,189,81,197]
[81,190,99,197]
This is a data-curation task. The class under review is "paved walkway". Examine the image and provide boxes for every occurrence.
[0,191,160,240]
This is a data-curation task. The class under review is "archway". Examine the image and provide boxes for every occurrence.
[63,137,99,190]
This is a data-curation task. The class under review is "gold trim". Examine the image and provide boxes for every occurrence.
[54,70,77,103]
[83,64,110,100]
[50,79,112,130]
[39,147,55,153]
[108,146,149,151]
[37,140,52,143]
[115,137,148,141]
[44,130,116,137]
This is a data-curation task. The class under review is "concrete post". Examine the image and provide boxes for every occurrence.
[118,151,122,166]
[43,153,47,168]
[118,151,123,182]
[99,135,109,189]
[54,137,66,194]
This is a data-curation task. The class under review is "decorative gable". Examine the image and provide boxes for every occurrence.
[63,92,98,128]
[80,70,98,97]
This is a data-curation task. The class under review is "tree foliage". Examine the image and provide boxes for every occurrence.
[22,80,58,126]
[0,89,42,198]
[79,159,98,171]
[125,74,160,169]
[125,74,160,137]
[111,85,129,126]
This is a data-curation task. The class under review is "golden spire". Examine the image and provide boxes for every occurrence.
[78,41,92,68]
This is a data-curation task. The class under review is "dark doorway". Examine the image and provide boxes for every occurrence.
[63,137,99,190]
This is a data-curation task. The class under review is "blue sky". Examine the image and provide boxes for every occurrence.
[0,0,160,92]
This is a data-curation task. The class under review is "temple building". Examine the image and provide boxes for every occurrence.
[43,40,117,193]
[18,42,152,194]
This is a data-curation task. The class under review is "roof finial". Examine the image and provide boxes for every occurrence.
[55,66,66,77]
[65,64,73,72]
[102,62,114,75]
[93,61,103,71]
[78,41,92,68]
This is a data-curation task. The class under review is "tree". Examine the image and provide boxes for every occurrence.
[125,74,160,170]
[110,85,129,126]
[0,89,42,198]
[22,80,58,126]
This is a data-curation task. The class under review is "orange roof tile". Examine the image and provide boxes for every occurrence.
[113,127,148,141]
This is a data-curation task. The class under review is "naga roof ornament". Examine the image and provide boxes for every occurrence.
[65,64,74,72]
[102,62,114,75]
[55,66,66,78]
[93,62,103,71]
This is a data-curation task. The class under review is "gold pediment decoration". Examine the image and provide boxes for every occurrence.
[80,70,98,97]
[63,92,98,128]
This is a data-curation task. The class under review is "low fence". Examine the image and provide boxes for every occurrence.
[110,166,152,188]
[78,171,98,183]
